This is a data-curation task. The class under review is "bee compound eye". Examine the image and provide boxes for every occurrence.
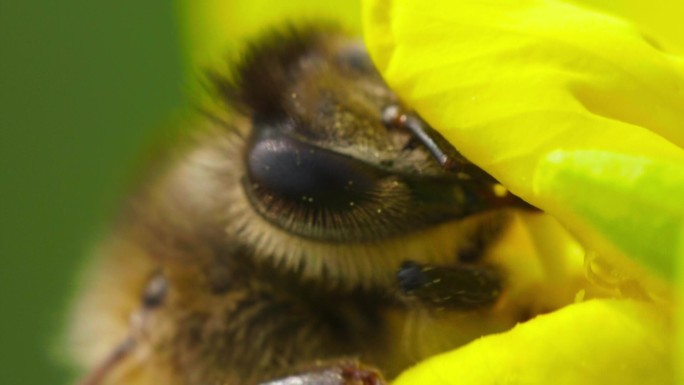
[246,129,384,209]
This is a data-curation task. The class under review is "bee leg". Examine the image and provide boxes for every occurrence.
[260,360,385,385]
[396,261,502,309]
[75,272,168,385]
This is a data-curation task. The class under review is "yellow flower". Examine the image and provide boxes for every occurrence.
[362,0,683,383]
[179,0,682,383]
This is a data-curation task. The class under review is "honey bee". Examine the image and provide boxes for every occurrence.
[68,26,540,385]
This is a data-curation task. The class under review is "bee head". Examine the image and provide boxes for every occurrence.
[211,26,528,243]
[125,26,534,289]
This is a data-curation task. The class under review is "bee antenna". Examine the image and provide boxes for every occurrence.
[381,105,461,172]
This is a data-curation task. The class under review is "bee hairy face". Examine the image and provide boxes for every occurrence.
[69,26,536,385]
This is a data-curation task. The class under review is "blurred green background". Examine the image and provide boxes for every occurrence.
[1,1,185,384]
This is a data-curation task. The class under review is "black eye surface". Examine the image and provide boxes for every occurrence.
[246,126,384,209]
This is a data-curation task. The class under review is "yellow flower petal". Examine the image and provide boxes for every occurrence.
[363,0,682,382]
[569,0,684,54]
[362,0,684,285]
[680,239,684,384]
[393,299,674,385]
